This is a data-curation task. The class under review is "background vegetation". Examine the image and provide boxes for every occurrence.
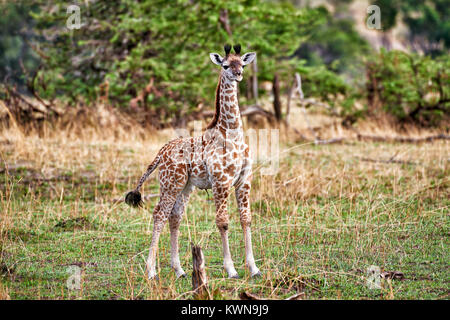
[1,0,448,126]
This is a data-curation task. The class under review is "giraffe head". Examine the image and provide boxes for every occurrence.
[210,44,256,82]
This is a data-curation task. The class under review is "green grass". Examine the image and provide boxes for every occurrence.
[1,138,449,300]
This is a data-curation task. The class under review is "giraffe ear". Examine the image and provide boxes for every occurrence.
[241,52,256,65]
[209,53,224,66]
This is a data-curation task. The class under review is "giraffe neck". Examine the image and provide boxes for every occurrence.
[216,75,242,132]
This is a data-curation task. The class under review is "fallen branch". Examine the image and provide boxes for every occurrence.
[240,104,275,119]
[357,133,450,143]
[240,291,305,300]
[201,104,275,122]
[1,84,63,124]
[314,137,346,145]
[285,292,305,300]
[358,157,417,166]
[6,86,48,116]
[299,133,448,146]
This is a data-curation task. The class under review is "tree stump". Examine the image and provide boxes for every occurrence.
[192,244,208,298]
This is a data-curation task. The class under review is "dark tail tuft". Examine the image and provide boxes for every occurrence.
[125,190,143,208]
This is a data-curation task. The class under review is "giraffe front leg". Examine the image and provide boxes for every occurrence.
[236,181,261,278]
[213,184,239,279]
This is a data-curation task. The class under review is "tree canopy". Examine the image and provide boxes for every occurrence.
[31,0,325,116]
[373,0,450,55]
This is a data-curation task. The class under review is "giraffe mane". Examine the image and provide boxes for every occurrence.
[206,74,222,129]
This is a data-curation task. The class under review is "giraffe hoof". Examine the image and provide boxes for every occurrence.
[176,272,187,279]
[229,274,240,279]
[251,271,262,278]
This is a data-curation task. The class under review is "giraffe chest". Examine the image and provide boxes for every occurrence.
[189,138,247,189]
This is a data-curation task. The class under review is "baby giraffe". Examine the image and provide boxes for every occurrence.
[125,44,261,279]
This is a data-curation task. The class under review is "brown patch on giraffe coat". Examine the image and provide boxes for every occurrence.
[224,163,237,175]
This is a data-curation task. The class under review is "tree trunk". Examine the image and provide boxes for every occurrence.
[246,76,253,100]
[366,62,381,115]
[252,55,258,104]
[285,78,295,125]
[272,73,282,122]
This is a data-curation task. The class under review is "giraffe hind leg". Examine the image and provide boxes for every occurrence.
[146,186,188,279]
[168,183,194,278]
[146,157,189,279]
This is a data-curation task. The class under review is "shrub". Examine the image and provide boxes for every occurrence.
[366,49,449,126]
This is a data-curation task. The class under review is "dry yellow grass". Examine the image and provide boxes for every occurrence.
[0,107,448,299]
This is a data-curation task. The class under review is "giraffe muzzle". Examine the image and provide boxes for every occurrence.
[234,73,243,82]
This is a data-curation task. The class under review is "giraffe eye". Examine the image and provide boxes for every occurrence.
[223,65,229,70]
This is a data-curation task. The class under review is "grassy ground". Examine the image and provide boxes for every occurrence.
[0,116,449,300]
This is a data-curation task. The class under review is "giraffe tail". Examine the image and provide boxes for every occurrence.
[125,154,161,208]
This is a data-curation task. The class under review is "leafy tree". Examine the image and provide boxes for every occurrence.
[373,0,450,56]
[366,49,449,125]
[0,2,40,91]
[293,6,370,76]
[31,0,326,123]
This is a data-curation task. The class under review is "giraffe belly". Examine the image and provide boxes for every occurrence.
[190,176,212,190]
[189,162,212,190]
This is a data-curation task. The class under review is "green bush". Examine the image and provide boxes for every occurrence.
[366,49,449,125]
[31,0,324,121]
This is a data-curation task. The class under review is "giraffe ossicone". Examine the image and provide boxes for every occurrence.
[125,44,260,279]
